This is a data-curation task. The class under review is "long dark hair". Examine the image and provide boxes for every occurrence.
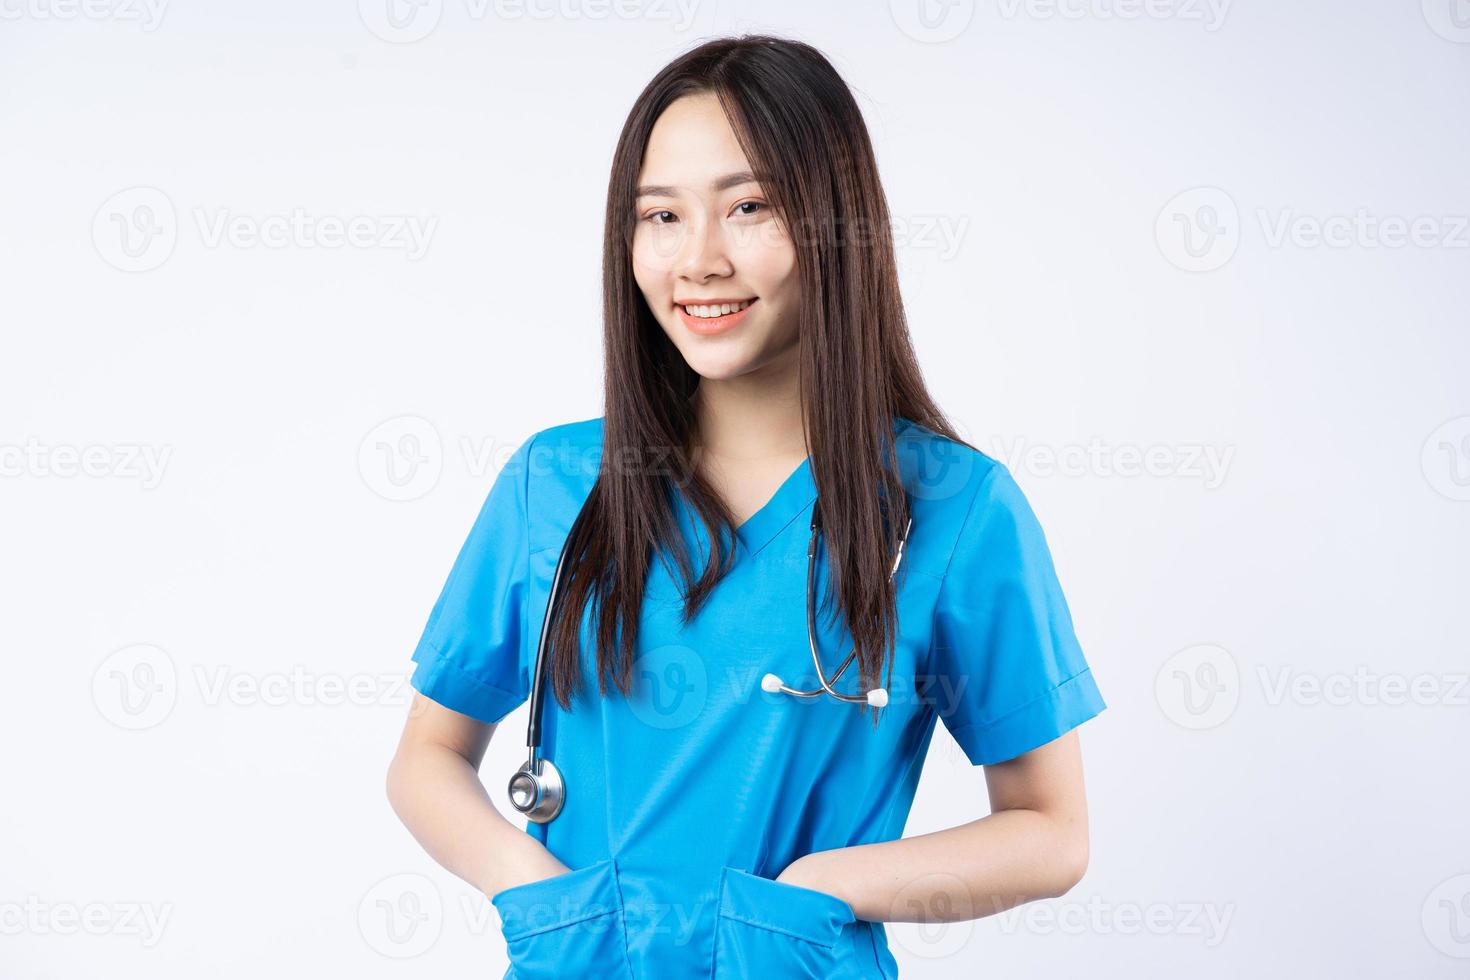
[543,33,970,720]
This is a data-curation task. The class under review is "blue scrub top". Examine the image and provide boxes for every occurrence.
[409,415,1106,979]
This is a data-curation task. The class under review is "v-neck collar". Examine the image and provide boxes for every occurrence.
[665,453,815,562]
[664,416,915,561]
[731,454,815,557]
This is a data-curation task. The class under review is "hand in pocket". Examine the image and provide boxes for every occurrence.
[712,866,867,978]
[490,858,633,980]
[484,853,574,905]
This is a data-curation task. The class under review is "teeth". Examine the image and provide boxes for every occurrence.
[682,299,753,318]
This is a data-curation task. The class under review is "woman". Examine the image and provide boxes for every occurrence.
[387,34,1106,978]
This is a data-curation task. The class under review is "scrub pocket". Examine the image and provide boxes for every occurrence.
[489,857,633,980]
[711,865,872,978]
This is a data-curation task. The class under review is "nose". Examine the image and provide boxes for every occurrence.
[675,212,734,282]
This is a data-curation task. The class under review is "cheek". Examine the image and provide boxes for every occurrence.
[631,258,657,303]
[631,264,674,327]
[630,224,680,288]
[734,232,797,297]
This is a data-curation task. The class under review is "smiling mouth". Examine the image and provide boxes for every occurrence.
[675,297,758,335]
[678,298,757,318]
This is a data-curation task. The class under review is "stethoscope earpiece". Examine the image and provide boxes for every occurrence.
[766,505,911,708]
[762,671,891,707]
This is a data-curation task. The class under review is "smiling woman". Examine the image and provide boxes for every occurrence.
[388,32,1106,980]
[630,93,803,367]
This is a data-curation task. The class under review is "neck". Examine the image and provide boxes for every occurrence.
[689,357,806,462]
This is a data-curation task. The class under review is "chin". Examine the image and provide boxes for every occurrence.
[679,352,762,382]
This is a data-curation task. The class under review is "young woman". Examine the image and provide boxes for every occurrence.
[387,34,1106,979]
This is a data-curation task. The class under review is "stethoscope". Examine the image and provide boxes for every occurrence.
[759,503,912,708]
[507,492,914,824]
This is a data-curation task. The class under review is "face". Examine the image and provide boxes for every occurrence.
[631,92,801,383]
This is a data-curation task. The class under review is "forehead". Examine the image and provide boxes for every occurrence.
[637,93,754,192]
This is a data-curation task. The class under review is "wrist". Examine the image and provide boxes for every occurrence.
[776,851,843,903]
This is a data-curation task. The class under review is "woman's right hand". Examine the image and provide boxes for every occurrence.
[387,696,574,904]
[480,846,573,901]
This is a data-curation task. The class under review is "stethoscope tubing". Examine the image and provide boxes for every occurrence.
[763,505,912,704]
[512,488,913,821]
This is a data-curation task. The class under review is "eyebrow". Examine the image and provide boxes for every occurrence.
[635,171,769,199]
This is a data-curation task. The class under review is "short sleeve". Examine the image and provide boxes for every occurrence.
[929,463,1106,765]
[408,433,535,725]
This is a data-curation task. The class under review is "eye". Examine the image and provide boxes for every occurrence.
[643,210,677,224]
[733,201,766,217]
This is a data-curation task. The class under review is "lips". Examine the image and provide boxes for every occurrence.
[676,297,758,337]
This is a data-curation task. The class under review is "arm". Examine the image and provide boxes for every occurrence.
[775,729,1090,921]
[386,693,570,899]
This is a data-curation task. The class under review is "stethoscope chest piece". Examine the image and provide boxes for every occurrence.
[508,754,565,824]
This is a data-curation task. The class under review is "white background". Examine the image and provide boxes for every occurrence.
[2,1,1468,977]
